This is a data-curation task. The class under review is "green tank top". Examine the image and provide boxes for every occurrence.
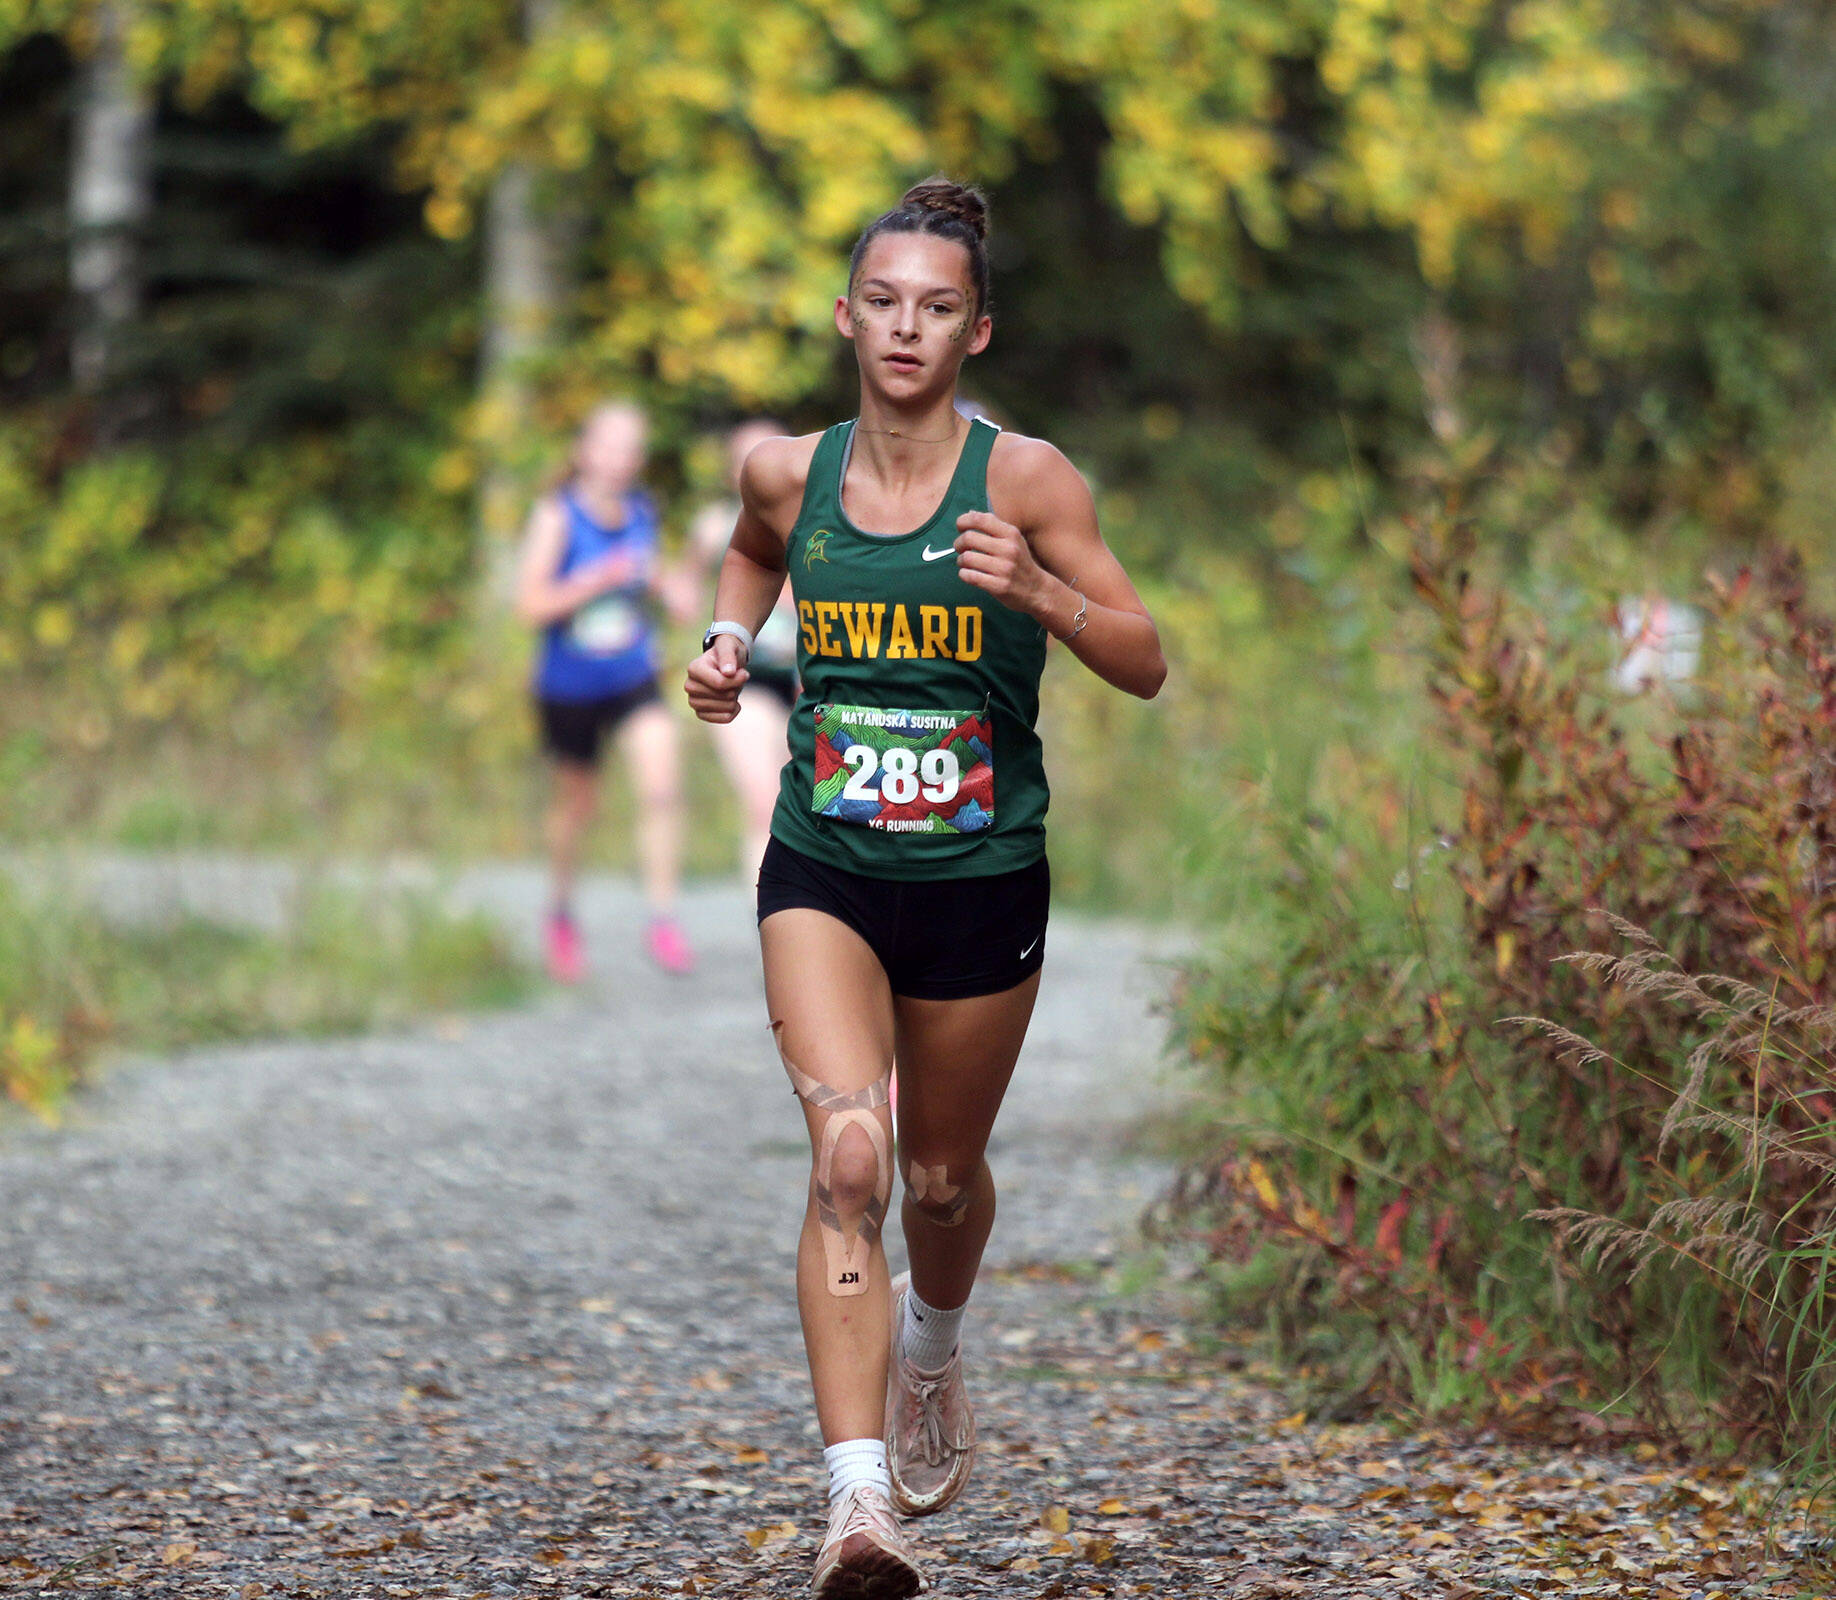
[769,416,1050,879]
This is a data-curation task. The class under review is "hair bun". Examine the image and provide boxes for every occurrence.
[900,177,989,243]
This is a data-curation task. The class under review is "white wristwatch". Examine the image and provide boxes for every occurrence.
[702,620,754,658]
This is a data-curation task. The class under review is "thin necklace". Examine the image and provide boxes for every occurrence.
[853,416,960,443]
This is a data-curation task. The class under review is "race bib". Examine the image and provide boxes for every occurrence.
[812,704,994,834]
[569,593,643,656]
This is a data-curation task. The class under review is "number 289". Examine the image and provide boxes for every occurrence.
[840,744,960,806]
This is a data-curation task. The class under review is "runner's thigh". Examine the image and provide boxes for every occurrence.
[891,974,1041,1161]
[762,909,898,1123]
[618,700,680,793]
[713,687,791,789]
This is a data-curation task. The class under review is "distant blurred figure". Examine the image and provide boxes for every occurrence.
[516,400,693,980]
[1614,594,1701,693]
[688,418,799,875]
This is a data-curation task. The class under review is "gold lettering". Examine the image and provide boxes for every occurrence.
[955,605,982,662]
[840,601,885,659]
[814,600,842,657]
[799,600,819,657]
[919,605,951,660]
[886,605,918,660]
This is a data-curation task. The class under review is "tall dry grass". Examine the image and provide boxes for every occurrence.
[1169,488,1836,1493]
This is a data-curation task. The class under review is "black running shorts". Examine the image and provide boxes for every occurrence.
[755,835,1048,1001]
[747,664,798,706]
[536,678,664,767]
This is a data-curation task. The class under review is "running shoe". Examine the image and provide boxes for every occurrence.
[884,1271,976,1517]
[544,910,583,984]
[644,914,695,975]
[811,1482,924,1599]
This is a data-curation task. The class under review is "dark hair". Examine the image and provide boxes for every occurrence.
[847,177,991,317]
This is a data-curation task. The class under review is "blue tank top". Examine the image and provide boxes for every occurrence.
[534,488,661,702]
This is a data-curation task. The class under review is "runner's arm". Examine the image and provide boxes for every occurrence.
[663,501,741,624]
[640,499,706,625]
[514,497,640,628]
[961,438,1167,700]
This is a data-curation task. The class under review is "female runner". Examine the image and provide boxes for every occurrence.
[517,399,694,981]
[684,179,1165,1598]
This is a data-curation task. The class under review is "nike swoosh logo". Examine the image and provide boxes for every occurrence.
[1019,936,1041,960]
[921,544,956,561]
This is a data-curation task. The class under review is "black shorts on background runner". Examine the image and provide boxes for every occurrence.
[536,678,663,767]
[748,664,798,706]
[756,836,1048,1000]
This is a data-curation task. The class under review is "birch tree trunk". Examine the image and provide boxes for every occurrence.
[69,0,153,399]
[475,0,563,595]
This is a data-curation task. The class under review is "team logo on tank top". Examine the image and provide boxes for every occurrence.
[804,528,833,569]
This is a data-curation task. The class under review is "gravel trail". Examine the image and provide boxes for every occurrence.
[0,869,1199,1597]
[0,864,1787,1597]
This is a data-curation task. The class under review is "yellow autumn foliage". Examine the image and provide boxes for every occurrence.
[0,0,1708,375]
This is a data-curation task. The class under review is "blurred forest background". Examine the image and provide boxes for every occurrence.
[7,0,1834,886]
[9,0,1836,1491]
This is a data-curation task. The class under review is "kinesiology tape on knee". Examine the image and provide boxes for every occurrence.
[771,1023,891,1298]
[906,1159,971,1226]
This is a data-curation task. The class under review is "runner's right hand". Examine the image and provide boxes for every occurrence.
[684,636,750,723]
[576,551,639,596]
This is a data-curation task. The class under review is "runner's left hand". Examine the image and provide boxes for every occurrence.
[953,512,1049,618]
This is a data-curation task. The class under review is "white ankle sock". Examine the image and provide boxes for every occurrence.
[823,1438,891,1504]
[902,1282,965,1371]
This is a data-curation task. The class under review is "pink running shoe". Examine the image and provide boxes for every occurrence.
[545,910,583,984]
[645,915,695,975]
[812,1483,924,1599]
[885,1272,976,1517]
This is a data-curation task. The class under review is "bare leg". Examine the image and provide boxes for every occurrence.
[544,760,597,910]
[893,975,1041,1310]
[762,909,897,1445]
[710,690,790,876]
[618,702,682,915]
